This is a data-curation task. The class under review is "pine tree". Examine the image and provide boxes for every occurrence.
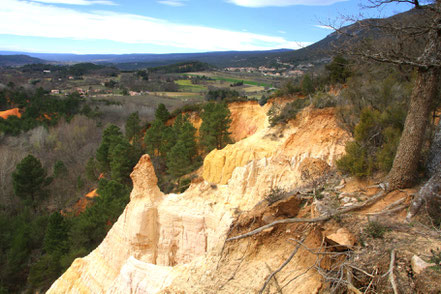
[109,139,138,184]
[144,119,167,156]
[96,124,123,174]
[43,212,69,254]
[85,157,98,182]
[177,118,197,161]
[155,103,170,123]
[325,55,350,84]
[200,103,232,153]
[125,112,142,142]
[301,74,314,95]
[166,117,198,178]
[166,141,192,178]
[12,155,48,206]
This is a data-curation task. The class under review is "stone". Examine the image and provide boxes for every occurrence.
[325,228,356,251]
[411,255,435,275]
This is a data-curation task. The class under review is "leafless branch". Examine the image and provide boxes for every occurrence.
[388,249,399,294]
[258,237,305,294]
[264,263,283,294]
[364,0,422,9]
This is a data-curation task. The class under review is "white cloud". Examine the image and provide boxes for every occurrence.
[31,0,116,5]
[157,0,187,6]
[0,0,309,52]
[314,25,333,30]
[227,0,348,8]
[278,30,286,34]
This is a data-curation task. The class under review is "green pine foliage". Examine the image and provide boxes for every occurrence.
[109,140,139,184]
[337,107,404,177]
[1,210,49,293]
[43,212,70,254]
[155,103,170,123]
[28,253,63,292]
[69,179,130,251]
[167,141,194,178]
[301,74,314,95]
[95,124,124,174]
[53,160,68,178]
[144,119,170,157]
[85,157,98,182]
[0,88,82,136]
[166,115,199,178]
[12,155,49,207]
[325,55,351,84]
[335,69,413,177]
[125,112,142,142]
[199,102,232,153]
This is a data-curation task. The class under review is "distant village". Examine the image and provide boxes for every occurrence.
[224,62,314,78]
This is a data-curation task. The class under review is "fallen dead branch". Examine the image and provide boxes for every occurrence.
[280,238,325,290]
[389,249,399,294]
[366,204,407,217]
[347,281,363,294]
[227,190,387,242]
[264,263,283,294]
[258,237,305,294]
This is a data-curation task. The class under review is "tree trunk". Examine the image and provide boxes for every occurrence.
[386,67,440,189]
[428,118,441,177]
[406,115,441,221]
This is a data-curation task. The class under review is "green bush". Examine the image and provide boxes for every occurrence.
[265,187,287,205]
[337,106,405,177]
[268,99,309,127]
[366,221,387,239]
[312,92,337,109]
[337,141,373,177]
[429,248,441,269]
[272,79,301,97]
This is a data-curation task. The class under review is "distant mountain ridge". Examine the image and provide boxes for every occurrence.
[0,54,46,67]
[0,6,424,69]
[0,49,293,69]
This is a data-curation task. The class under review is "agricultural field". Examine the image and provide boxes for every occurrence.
[188,71,279,88]
[174,79,207,92]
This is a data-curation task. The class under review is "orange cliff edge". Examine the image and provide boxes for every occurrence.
[0,108,22,119]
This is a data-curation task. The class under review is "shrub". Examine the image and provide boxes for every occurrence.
[312,92,337,109]
[273,79,302,97]
[366,221,387,239]
[337,106,405,177]
[170,103,203,117]
[266,187,287,205]
[268,98,309,127]
[337,141,374,177]
[429,248,441,268]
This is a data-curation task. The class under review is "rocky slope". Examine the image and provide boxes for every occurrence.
[48,105,350,293]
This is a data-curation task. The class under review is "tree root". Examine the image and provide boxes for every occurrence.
[227,190,387,242]
[406,171,441,222]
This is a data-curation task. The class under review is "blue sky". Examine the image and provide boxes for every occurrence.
[0,0,414,54]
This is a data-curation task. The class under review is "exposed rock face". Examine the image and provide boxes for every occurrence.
[167,100,267,143]
[228,101,267,141]
[48,106,350,294]
[203,107,349,187]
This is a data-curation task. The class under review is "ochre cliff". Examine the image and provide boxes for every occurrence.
[48,104,350,294]
[203,106,349,186]
[167,100,268,142]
